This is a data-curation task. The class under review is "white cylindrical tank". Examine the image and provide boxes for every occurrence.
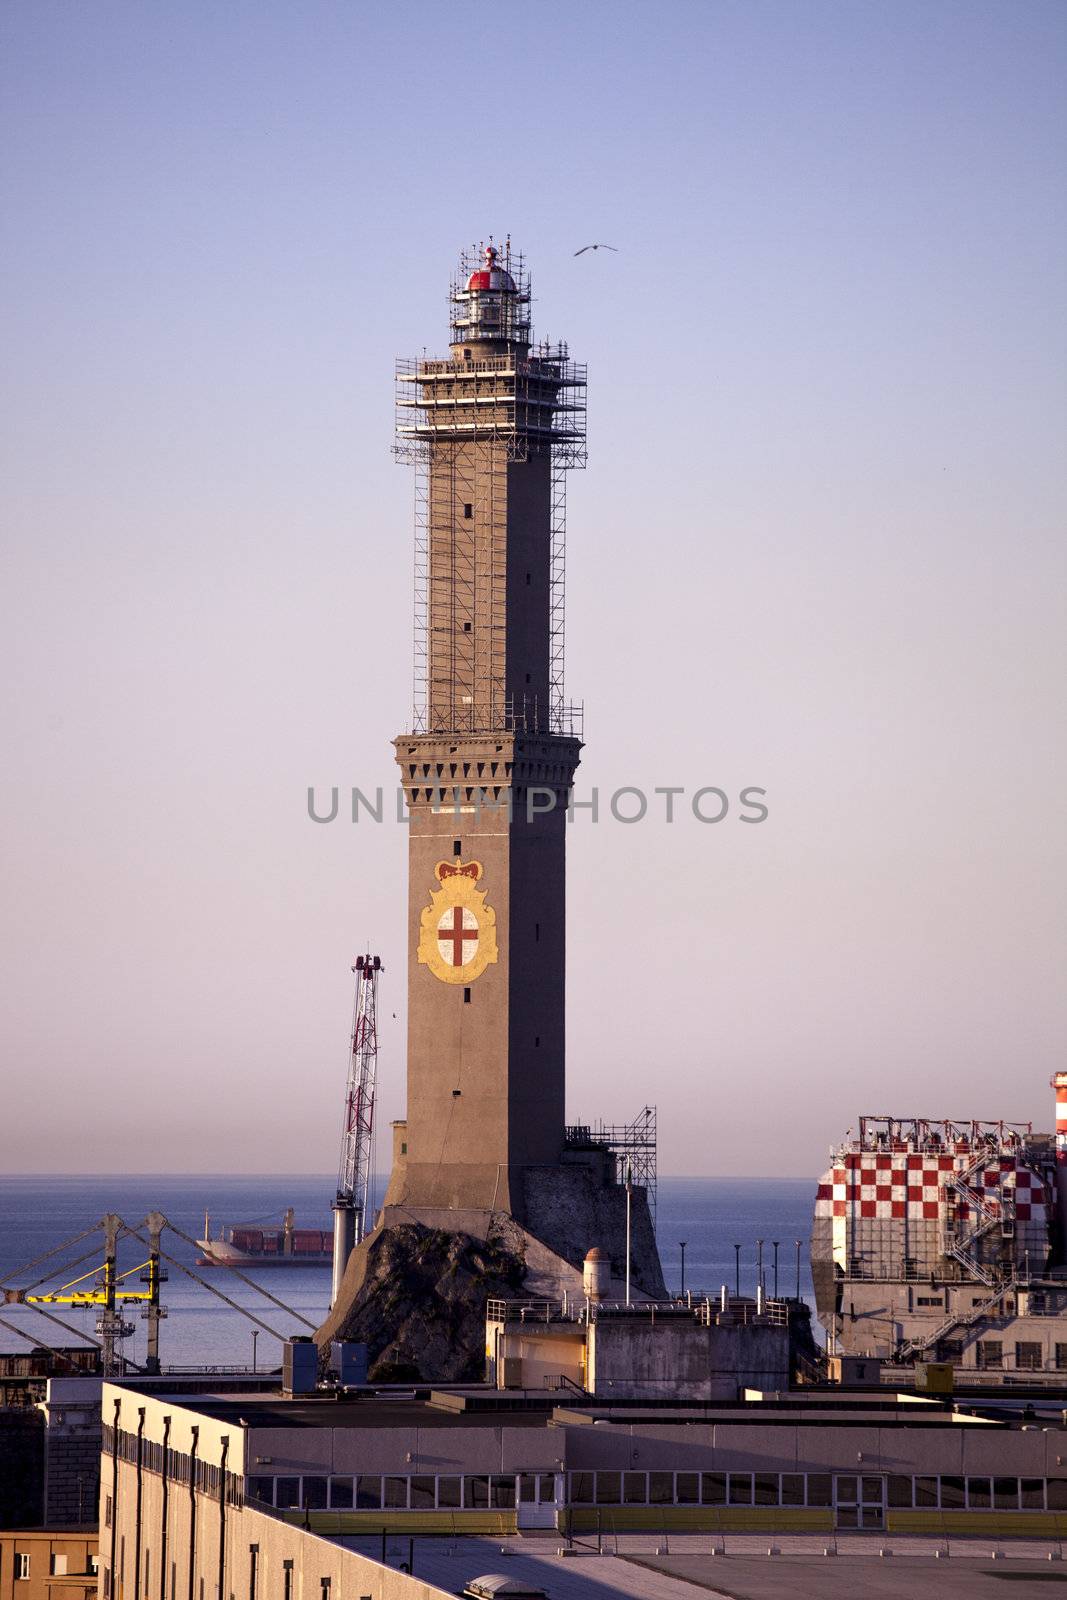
[583,1247,611,1302]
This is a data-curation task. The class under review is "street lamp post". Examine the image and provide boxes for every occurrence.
[733,1243,741,1299]
[795,1239,803,1300]
[679,1241,687,1298]
[772,1240,780,1299]
[251,1330,258,1373]
[756,1238,764,1297]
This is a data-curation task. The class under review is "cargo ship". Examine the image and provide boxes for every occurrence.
[196,1207,332,1268]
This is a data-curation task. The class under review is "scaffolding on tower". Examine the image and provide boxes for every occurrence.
[566,1106,658,1229]
[395,238,586,738]
[331,955,383,1308]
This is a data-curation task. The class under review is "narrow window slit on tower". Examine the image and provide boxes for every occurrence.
[463,988,471,1004]
[463,504,473,519]
[535,922,540,942]
[463,622,471,632]
[453,840,461,856]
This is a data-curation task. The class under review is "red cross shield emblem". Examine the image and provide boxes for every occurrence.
[418,860,498,985]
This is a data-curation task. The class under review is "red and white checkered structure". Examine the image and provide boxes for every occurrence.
[814,1131,1049,1278]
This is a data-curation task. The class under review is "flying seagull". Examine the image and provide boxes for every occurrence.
[574,243,619,256]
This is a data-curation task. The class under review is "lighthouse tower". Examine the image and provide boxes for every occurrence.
[386,241,586,1219]
[320,241,664,1365]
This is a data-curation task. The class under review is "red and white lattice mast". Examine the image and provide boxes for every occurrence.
[331,954,382,1308]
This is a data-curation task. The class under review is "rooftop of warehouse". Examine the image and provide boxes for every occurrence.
[110,1382,1052,1432]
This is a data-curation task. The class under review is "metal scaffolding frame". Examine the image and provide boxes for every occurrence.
[395,243,587,738]
[566,1106,658,1228]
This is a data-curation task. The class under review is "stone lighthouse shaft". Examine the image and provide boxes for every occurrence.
[388,241,586,1220]
[318,241,663,1378]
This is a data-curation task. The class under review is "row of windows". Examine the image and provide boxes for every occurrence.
[568,1471,1067,1512]
[571,1472,833,1507]
[246,1473,557,1512]
[887,1475,1067,1511]
[12,1554,97,1580]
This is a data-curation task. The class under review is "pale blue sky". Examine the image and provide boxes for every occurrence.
[2,1,1065,1176]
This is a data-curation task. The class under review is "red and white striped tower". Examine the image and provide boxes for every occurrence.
[1052,1072,1067,1251]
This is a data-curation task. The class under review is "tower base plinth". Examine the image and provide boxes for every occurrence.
[316,1167,666,1380]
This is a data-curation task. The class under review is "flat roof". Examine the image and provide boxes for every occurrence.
[142,1392,554,1432]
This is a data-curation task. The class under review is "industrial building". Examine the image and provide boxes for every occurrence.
[812,1075,1067,1375]
[98,1372,1067,1596]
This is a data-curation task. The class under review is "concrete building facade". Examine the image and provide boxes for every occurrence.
[101,1380,1067,1559]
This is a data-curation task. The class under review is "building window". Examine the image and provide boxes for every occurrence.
[320,1581,330,1600]
[1048,1480,1067,1510]
[383,1477,408,1509]
[282,1564,293,1600]
[248,1546,258,1600]
[594,1473,620,1505]
[1021,1479,1045,1510]
[463,504,472,519]
[754,1474,779,1506]
[16,1555,30,1581]
[622,1472,646,1504]
[1015,1341,1042,1371]
[355,1477,381,1510]
[466,1476,489,1510]
[993,1478,1019,1511]
[937,1339,964,1363]
[701,1473,726,1505]
[302,1477,328,1510]
[105,1495,113,1528]
[648,1472,672,1505]
[806,1476,832,1507]
[728,1474,753,1505]
[915,1477,938,1507]
[570,1473,594,1505]
[463,987,471,1004]
[977,1340,1002,1370]
[916,1296,943,1307]
[453,839,462,856]
[967,1477,991,1508]
[781,1475,805,1506]
[103,1568,111,1599]
[676,1473,699,1505]
[410,1477,435,1509]
[246,1479,273,1506]
[463,621,471,632]
[887,1477,912,1507]
[491,1478,516,1510]
[940,1477,965,1509]
[437,1478,461,1509]
[275,1478,300,1509]
[328,1478,352,1509]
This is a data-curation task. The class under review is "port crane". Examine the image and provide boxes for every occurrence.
[2,1213,167,1376]
[331,954,383,1307]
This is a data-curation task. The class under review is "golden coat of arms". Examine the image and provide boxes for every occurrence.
[417,860,499,985]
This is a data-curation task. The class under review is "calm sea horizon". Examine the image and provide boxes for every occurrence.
[0,1174,819,1367]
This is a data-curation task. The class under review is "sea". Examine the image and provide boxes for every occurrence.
[0,1175,817,1370]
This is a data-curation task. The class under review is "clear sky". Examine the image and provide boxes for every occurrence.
[2,1,1065,1178]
